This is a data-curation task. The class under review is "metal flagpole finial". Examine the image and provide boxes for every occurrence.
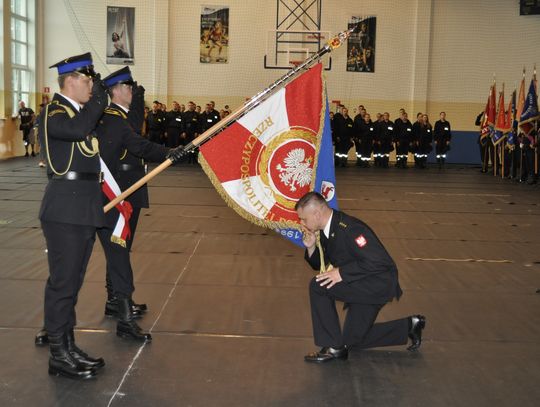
[327,25,356,50]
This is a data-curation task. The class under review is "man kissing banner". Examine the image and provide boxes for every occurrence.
[199,63,337,246]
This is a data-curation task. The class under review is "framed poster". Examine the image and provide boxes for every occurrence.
[200,5,229,63]
[106,6,135,65]
[346,16,376,73]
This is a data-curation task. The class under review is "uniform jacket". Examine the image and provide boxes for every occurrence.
[38,93,107,227]
[305,210,402,304]
[96,103,169,211]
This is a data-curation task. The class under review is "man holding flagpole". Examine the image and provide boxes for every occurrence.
[94,66,184,342]
[296,192,425,363]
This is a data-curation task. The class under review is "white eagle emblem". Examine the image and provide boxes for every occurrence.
[275,148,313,192]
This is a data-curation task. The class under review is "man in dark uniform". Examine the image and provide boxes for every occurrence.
[411,112,423,168]
[377,112,394,168]
[18,101,36,156]
[95,66,177,341]
[295,192,426,363]
[334,107,354,167]
[434,112,452,168]
[183,101,201,164]
[165,101,184,148]
[394,112,413,168]
[352,108,365,166]
[521,130,537,184]
[147,100,166,144]
[357,112,375,167]
[199,102,221,132]
[38,53,108,379]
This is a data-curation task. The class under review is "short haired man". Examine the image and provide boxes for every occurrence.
[295,192,425,363]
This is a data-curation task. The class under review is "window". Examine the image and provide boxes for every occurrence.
[11,0,32,114]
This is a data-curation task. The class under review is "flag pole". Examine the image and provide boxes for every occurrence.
[104,25,358,213]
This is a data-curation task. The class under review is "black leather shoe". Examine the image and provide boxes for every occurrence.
[304,346,348,363]
[407,315,426,351]
[67,330,105,370]
[35,327,49,346]
[48,334,97,380]
[105,297,144,319]
[116,298,152,342]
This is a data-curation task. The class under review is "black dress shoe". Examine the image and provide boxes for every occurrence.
[304,346,348,363]
[67,331,105,370]
[407,315,426,351]
[35,328,49,346]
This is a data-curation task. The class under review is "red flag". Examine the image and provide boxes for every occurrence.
[199,64,336,233]
[487,83,497,126]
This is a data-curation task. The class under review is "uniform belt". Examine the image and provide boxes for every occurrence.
[119,164,145,171]
[50,171,103,182]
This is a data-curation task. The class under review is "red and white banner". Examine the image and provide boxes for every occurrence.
[100,158,132,247]
[199,64,328,230]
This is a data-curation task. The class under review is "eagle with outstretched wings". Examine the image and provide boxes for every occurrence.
[275,148,313,192]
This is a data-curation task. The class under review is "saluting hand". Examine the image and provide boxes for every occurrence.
[316,267,342,289]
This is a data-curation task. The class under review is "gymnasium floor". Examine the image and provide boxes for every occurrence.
[0,157,539,406]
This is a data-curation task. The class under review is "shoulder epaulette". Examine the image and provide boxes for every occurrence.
[104,107,127,119]
[339,221,348,228]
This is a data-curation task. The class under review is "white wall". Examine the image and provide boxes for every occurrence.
[34,0,540,131]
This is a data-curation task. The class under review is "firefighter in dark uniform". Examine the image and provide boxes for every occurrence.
[334,107,354,167]
[95,66,178,342]
[295,192,426,362]
[183,101,201,163]
[394,112,413,168]
[352,109,364,166]
[357,113,375,167]
[37,53,108,379]
[377,112,394,168]
[418,114,433,168]
[165,101,184,148]
[521,129,537,184]
[434,112,452,168]
[147,100,166,144]
[411,112,423,168]
[199,102,221,132]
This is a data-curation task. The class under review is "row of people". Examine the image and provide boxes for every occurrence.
[145,100,230,148]
[331,106,452,169]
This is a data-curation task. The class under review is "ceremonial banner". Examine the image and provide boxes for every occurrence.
[200,5,229,63]
[199,63,338,245]
[519,78,539,136]
[100,158,133,247]
[106,6,135,65]
[346,16,376,73]
[480,95,491,146]
[507,90,517,146]
[493,90,510,145]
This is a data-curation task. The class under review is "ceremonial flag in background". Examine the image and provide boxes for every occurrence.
[199,63,338,246]
[507,90,517,146]
[494,87,512,145]
[516,73,527,134]
[519,76,539,136]
[480,93,491,146]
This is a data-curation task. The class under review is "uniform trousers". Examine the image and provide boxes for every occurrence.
[42,221,96,335]
[166,127,181,148]
[97,226,134,299]
[309,277,408,348]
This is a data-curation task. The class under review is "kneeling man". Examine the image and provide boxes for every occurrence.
[295,192,425,363]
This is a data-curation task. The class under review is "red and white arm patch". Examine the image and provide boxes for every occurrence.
[355,234,368,248]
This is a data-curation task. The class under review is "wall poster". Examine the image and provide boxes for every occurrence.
[346,16,376,73]
[107,6,135,65]
[200,6,229,63]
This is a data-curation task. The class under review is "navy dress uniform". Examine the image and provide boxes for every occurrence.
[300,197,426,363]
[96,67,170,341]
[417,123,433,169]
[377,118,394,168]
[38,53,108,379]
[357,118,375,167]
